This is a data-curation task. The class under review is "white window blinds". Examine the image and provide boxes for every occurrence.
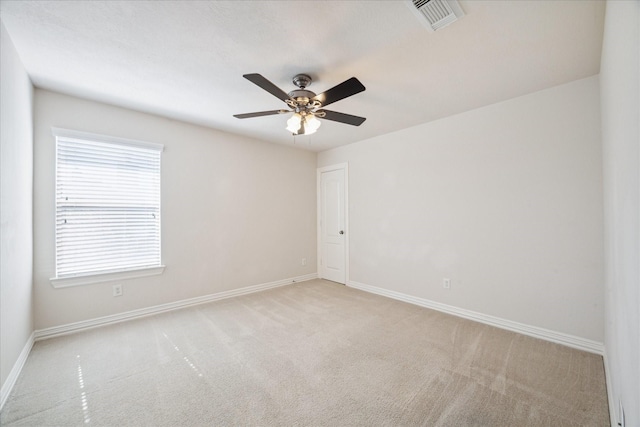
[54,128,163,279]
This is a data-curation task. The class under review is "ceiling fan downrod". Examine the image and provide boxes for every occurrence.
[292,74,312,89]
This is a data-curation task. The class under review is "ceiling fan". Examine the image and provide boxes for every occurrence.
[234,73,366,136]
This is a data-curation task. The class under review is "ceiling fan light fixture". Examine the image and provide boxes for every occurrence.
[287,113,321,136]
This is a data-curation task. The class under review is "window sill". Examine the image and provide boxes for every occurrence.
[50,266,165,288]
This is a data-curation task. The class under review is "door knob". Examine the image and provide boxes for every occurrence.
[339,230,344,235]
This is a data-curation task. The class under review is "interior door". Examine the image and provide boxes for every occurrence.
[319,166,347,284]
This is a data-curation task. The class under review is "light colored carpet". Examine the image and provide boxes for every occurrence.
[1,279,609,426]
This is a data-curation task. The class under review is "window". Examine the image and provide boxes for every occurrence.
[51,128,164,287]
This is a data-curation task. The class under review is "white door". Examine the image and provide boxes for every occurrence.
[319,165,347,284]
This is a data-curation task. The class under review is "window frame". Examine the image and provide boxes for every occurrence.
[50,127,165,288]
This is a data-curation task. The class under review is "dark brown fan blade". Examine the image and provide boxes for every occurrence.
[243,74,291,103]
[319,110,366,126]
[311,77,365,108]
[233,110,288,119]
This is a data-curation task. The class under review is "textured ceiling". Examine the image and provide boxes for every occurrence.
[0,1,605,151]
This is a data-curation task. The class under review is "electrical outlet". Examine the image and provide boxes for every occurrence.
[302,258,307,266]
[112,284,123,297]
[443,278,451,289]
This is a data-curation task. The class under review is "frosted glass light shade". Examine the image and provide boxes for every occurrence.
[286,113,302,133]
[305,115,321,134]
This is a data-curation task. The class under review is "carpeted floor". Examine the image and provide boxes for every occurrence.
[1,279,609,426]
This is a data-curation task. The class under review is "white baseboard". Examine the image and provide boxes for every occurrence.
[603,350,617,427]
[1,331,34,411]
[348,280,604,355]
[35,273,318,341]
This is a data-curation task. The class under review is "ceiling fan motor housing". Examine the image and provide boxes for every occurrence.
[288,89,316,105]
[289,74,316,109]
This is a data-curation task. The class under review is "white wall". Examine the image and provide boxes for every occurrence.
[0,22,34,394]
[33,90,317,330]
[318,76,604,342]
[600,1,640,425]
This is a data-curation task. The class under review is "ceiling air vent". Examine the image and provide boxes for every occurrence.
[407,0,465,32]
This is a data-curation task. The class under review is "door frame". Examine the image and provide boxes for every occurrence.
[317,162,349,285]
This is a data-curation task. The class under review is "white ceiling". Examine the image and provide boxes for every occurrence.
[0,0,605,152]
